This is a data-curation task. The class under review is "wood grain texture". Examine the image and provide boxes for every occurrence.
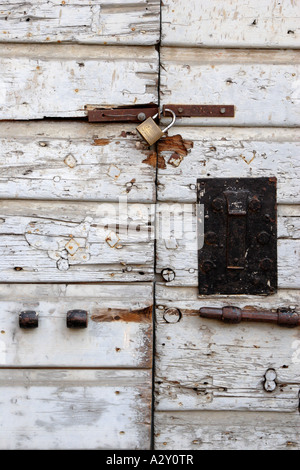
[0,200,154,282]
[0,369,152,450]
[0,122,155,202]
[157,128,300,203]
[0,44,158,119]
[0,0,160,45]
[156,203,300,288]
[162,0,300,48]
[0,283,152,367]
[160,48,300,127]
[155,285,300,413]
[155,411,300,450]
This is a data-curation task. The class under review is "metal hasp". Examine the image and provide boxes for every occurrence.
[19,311,38,329]
[88,106,159,123]
[197,177,277,295]
[199,306,300,327]
[163,104,235,118]
[66,310,88,328]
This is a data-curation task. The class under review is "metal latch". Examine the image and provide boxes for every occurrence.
[199,306,300,327]
[198,177,277,295]
[87,104,235,122]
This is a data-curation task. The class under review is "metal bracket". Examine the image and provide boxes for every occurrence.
[197,177,277,295]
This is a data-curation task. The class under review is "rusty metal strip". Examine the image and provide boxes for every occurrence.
[88,106,159,123]
[199,306,300,327]
[163,104,235,118]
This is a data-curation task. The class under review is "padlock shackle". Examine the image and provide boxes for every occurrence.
[162,108,176,133]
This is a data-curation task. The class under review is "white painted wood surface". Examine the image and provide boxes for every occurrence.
[0,369,152,450]
[0,44,158,119]
[162,0,300,48]
[0,0,160,45]
[155,411,300,450]
[0,200,154,282]
[157,128,300,203]
[155,285,300,413]
[0,283,152,368]
[0,122,156,202]
[160,48,300,126]
[156,203,300,288]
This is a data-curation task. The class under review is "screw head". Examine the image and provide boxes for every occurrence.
[137,112,146,121]
[259,257,273,271]
[211,197,224,212]
[257,231,271,245]
[163,307,181,323]
[161,268,175,282]
[200,260,215,273]
[220,107,226,114]
[249,196,261,212]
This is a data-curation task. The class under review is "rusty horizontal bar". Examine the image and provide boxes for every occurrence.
[199,306,300,327]
[88,106,159,123]
[163,104,235,118]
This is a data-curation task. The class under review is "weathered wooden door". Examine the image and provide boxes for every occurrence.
[0,0,300,451]
[0,1,160,450]
[154,1,300,450]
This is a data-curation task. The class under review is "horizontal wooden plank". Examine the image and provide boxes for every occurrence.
[155,411,300,450]
[0,0,160,45]
[160,48,300,127]
[0,44,158,119]
[156,203,300,288]
[0,122,155,202]
[157,128,300,204]
[162,0,300,48]
[155,285,300,413]
[0,369,152,450]
[0,200,154,282]
[0,283,152,367]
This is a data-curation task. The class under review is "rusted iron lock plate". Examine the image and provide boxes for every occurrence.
[197,177,277,295]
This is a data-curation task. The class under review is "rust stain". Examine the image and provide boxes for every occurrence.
[93,138,110,146]
[142,151,157,167]
[91,305,152,323]
[158,155,167,169]
[158,134,193,157]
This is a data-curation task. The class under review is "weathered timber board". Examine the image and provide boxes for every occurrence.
[0,122,156,202]
[155,411,300,450]
[0,369,152,450]
[155,285,300,413]
[0,44,158,119]
[0,200,154,282]
[162,0,300,48]
[0,283,152,368]
[156,203,300,288]
[157,128,300,203]
[160,48,300,126]
[0,0,160,45]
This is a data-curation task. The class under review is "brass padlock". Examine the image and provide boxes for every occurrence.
[136,108,176,146]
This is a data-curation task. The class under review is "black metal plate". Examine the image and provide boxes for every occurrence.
[197,177,277,295]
